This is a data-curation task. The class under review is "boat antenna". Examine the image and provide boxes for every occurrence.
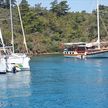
[97,0,100,49]
[10,0,14,53]
[16,0,28,53]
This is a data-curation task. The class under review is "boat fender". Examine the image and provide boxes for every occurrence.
[81,55,85,59]
[81,55,83,59]
[12,66,16,73]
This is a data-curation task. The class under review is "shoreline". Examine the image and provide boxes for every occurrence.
[29,52,62,57]
[42,52,62,55]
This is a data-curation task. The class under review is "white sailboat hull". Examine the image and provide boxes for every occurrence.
[0,53,30,73]
[7,53,30,72]
[0,57,7,74]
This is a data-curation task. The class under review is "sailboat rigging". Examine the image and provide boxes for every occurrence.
[97,0,100,49]
[16,0,28,53]
[10,0,14,53]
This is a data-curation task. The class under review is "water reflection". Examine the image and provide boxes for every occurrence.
[0,71,31,108]
[62,57,108,106]
[0,55,108,108]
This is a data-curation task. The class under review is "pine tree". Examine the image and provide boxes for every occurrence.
[20,0,29,15]
[0,0,16,8]
[50,0,58,13]
[50,0,70,16]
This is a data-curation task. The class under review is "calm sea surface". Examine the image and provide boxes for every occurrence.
[0,55,108,108]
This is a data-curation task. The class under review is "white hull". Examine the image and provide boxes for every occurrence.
[0,53,30,73]
[0,57,7,74]
[7,53,30,72]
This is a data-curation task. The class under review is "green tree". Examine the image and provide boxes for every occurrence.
[0,0,16,8]
[20,0,29,16]
[0,2,108,54]
[50,0,58,13]
[50,0,70,16]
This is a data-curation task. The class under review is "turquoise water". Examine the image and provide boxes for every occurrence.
[0,55,108,108]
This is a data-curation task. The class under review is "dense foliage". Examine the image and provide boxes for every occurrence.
[0,0,16,8]
[0,0,108,55]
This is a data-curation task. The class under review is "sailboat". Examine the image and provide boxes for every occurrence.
[63,0,108,58]
[0,0,30,73]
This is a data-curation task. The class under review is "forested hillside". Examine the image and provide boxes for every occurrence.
[0,0,108,55]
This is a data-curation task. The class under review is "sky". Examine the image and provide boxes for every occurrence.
[27,0,108,13]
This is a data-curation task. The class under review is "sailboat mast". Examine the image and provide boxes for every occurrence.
[10,0,14,53]
[0,28,6,53]
[16,0,28,53]
[97,0,100,49]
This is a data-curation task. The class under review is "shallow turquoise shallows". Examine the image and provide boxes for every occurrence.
[0,55,108,108]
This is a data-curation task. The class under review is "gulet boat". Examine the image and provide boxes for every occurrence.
[63,0,108,59]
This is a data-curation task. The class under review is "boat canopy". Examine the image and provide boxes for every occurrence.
[63,42,86,46]
[85,42,98,47]
[63,42,99,48]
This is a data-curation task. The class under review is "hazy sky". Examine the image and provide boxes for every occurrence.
[27,0,108,12]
